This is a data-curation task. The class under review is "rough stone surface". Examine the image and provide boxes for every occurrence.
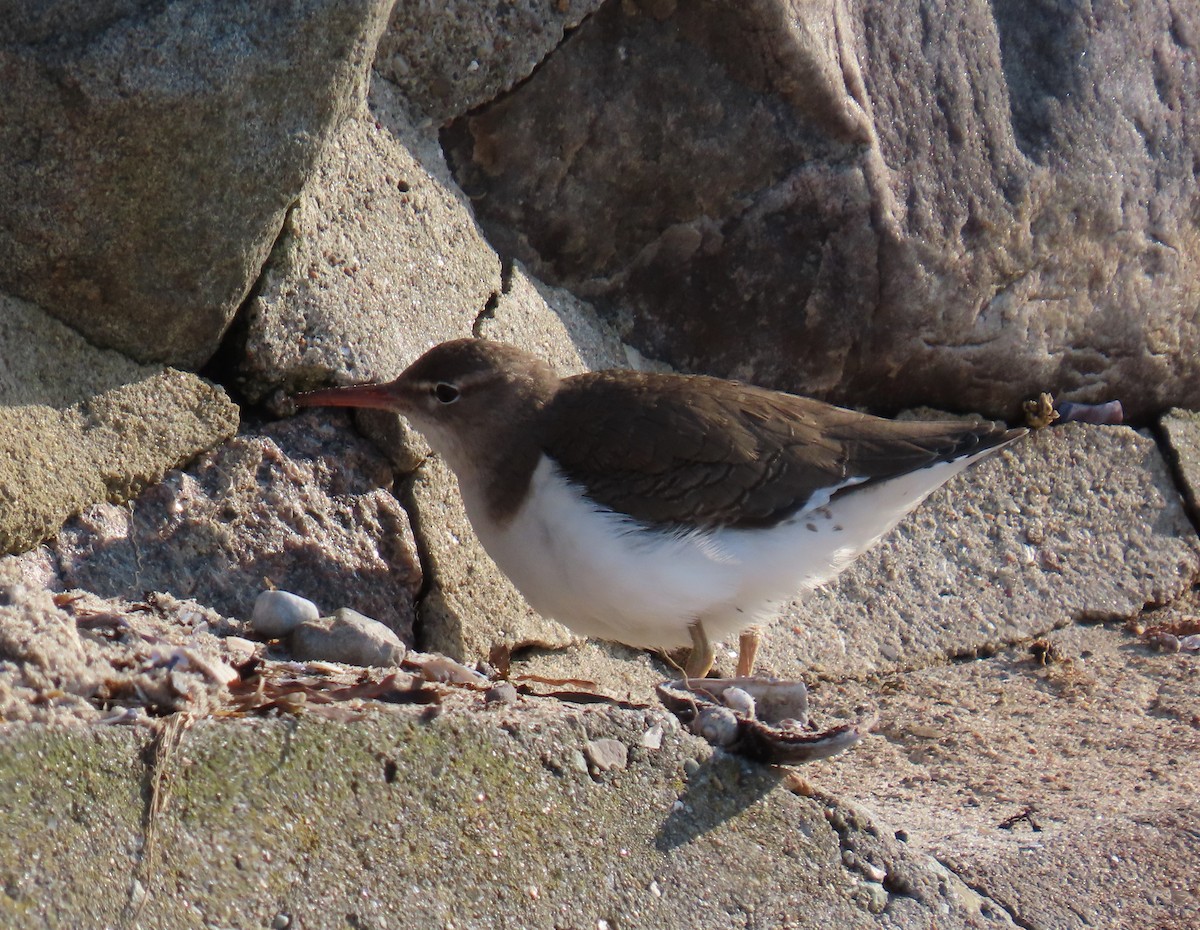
[0,0,394,367]
[0,706,1020,929]
[375,0,604,124]
[0,295,239,555]
[1161,408,1200,525]
[234,97,500,407]
[45,412,421,639]
[748,424,1200,682]
[289,608,406,667]
[804,621,1200,930]
[445,0,1200,418]
[479,260,632,373]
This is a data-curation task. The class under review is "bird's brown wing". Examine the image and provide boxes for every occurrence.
[541,371,1019,529]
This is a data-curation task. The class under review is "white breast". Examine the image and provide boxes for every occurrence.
[457,452,990,651]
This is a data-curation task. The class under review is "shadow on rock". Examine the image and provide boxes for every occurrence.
[655,752,785,852]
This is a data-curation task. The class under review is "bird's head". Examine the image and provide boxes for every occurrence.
[295,339,560,474]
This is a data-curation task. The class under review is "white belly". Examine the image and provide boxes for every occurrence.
[459,454,982,651]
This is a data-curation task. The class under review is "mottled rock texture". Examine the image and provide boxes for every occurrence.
[232,97,500,407]
[47,413,421,639]
[0,0,393,366]
[0,296,238,555]
[0,706,1020,929]
[375,0,605,124]
[446,0,1200,419]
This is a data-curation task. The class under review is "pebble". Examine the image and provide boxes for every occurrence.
[222,635,258,665]
[859,881,888,914]
[584,738,629,773]
[251,590,319,638]
[406,651,489,685]
[289,609,406,667]
[640,723,664,750]
[694,706,740,747]
[484,681,518,704]
[721,686,756,718]
[566,749,589,773]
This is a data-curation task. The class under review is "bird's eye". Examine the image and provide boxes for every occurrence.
[432,382,460,404]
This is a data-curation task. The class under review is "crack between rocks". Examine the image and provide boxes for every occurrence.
[472,290,501,337]
[393,469,448,655]
[472,3,602,117]
[471,256,516,336]
[1151,420,1200,538]
[199,200,301,411]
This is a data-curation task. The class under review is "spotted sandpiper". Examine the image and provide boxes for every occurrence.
[296,339,1024,678]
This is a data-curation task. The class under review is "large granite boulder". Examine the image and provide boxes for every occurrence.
[0,0,393,367]
[444,0,1200,419]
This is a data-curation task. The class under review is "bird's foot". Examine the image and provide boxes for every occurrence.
[683,620,715,679]
[735,627,761,678]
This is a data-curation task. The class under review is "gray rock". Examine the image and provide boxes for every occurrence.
[0,0,393,367]
[483,681,518,705]
[0,294,238,555]
[290,608,406,668]
[374,0,604,124]
[754,423,1200,680]
[48,413,420,640]
[584,737,629,773]
[804,621,1200,930]
[0,707,1021,928]
[234,99,499,407]
[445,0,1200,418]
[251,591,320,640]
[232,73,634,416]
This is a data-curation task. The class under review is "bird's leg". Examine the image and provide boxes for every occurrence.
[736,626,761,678]
[685,620,715,679]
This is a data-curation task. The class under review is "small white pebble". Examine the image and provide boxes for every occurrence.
[695,706,740,746]
[640,723,664,750]
[721,686,756,718]
[251,590,319,638]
